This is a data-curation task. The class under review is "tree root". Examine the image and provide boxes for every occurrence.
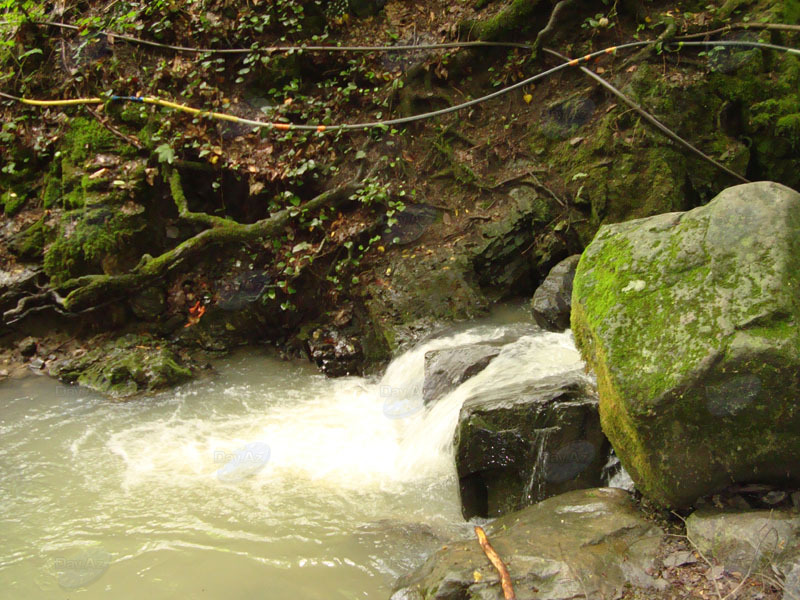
[458,0,545,41]
[166,166,233,228]
[531,0,577,55]
[3,167,371,323]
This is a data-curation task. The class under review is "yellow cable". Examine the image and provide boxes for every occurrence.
[20,97,103,106]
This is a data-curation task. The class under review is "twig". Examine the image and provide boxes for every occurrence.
[543,48,749,185]
[474,526,516,600]
[676,22,800,40]
[85,105,143,149]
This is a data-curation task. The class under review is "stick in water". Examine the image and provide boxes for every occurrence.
[474,526,517,600]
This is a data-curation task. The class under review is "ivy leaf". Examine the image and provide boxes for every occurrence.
[155,143,175,165]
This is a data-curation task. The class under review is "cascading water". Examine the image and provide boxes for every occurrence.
[0,316,586,599]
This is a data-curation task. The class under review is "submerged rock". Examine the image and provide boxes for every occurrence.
[391,488,665,600]
[307,326,363,377]
[572,181,800,507]
[422,344,500,405]
[455,367,607,518]
[50,334,193,398]
[531,254,580,331]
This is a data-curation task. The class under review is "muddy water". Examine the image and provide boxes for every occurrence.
[0,314,584,599]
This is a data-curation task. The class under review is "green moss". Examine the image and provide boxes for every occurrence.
[53,334,193,398]
[62,117,120,165]
[9,217,49,259]
[42,160,62,209]
[2,189,26,215]
[43,206,147,284]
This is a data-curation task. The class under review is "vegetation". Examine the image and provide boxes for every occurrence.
[0,0,798,364]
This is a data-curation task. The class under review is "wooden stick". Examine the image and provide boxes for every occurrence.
[474,526,516,600]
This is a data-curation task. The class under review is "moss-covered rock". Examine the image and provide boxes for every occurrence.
[50,334,193,399]
[572,181,800,508]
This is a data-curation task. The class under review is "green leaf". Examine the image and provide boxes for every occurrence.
[154,143,175,165]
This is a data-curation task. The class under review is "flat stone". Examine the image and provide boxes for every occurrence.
[392,488,665,600]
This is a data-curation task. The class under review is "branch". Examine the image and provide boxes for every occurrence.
[542,48,749,185]
[676,22,800,39]
[474,526,516,600]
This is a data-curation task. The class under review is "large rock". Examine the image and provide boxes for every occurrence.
[572,181,800,507]
[455,333,607,518]
[531,254,580,331]
[391,488,666,600]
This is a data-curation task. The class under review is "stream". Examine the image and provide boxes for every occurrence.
[0,311,584,599]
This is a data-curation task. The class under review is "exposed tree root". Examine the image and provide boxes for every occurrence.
[166,166,233,228]
[459,0,545,41]
[531,0,577,54]
[3,166,371,323]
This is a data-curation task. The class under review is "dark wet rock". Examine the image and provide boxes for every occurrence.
[50,334,193,399]
[572,182,800,507]
[129,286,166,321]
[531,255,580,331]
[17,336,37,357]
[307,327,363,377]
[686,507,800,576]
[472,184,567,295]
[456,368,607,519]
[423,344,500,405]
[391,488,666,600]
[363,248,488,362]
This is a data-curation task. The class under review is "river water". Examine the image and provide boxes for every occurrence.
[0,313,584,599]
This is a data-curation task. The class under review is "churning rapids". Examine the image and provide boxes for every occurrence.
[0,315,586,599]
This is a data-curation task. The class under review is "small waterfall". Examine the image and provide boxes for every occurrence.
[522,427,557,504]
[0,318,591,600]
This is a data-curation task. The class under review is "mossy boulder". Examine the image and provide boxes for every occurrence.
[572,181,800,508]
[50,334,193,398]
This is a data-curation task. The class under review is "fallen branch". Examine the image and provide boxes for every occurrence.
[474,526,516,600]
[543,48,749,185]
